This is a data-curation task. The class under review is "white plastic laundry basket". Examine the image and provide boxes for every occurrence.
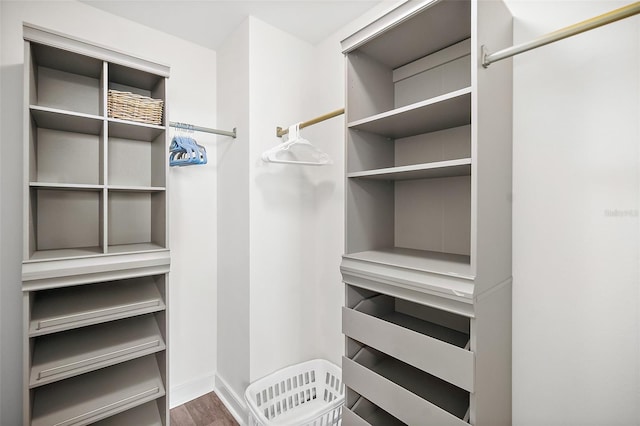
[244,359,344,426]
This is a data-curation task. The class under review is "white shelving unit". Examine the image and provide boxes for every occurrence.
[22,24,170,426]
[340,0,513,424]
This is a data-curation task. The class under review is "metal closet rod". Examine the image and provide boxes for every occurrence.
[482,2,640,68]
[276,108,345,137]
[169,121,236,138]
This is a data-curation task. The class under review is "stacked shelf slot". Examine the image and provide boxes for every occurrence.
[91,401,164,426]
[343,347,469,426]
[344,391,406,426]
[30,315,166,388]
[31,354,165,426]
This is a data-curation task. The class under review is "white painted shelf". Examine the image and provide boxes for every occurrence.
[347,88,471,139]
[108,185,166,192]
[92,401,163,426]
[30,315,165,388]
[344,353,469,426]
[31,355,165,426]
[347,158,471,181]
[106,243,167,255]
[30,105,103,134]
[29,277,165,336]
[28,246,105,262]
[344,248,472,279]
[30,182,104,191]
[108,118,165,141]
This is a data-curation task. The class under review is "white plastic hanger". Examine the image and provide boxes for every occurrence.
[261,123,331,166]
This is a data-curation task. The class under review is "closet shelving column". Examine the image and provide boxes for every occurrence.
[340,0,512,425]
[22,24,171,426]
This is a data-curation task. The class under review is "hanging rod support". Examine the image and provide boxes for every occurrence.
[482,2,640,68]
[276,108,345,137]
[170,121,237,138]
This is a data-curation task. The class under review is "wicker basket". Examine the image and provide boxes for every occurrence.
[107,89,164,125]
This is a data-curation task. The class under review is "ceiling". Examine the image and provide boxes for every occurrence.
[80,0,385,50]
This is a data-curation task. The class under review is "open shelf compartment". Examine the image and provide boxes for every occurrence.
[31,354,165,426]
[28,42,104,116]
[343,345,470,426]
[346,174,471,259]
[345,0,471,124]
[107,121,166,188]
[107,190,166,252]
[28,187,104,260]
[344,285,473,391]
[91,400,164,426]
[30,314,166,388]
[29,275,166,336]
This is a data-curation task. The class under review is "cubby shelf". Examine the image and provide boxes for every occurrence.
[29,276,165,337]
[347,158,471,181]
[30,315,165,388]
[344,248,472,279]
[108,118,165,141]
[91,401,163,426]
[29,182,104,191]
[30,105,103,134]
[31,355,165,426]
[348,88,471,139]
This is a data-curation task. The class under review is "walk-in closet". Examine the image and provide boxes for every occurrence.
[1,0,638,425]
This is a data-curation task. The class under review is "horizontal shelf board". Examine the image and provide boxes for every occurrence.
[30,315,165,388]
[91,401,163,426]
[30,182,104,191]
[344,248,472,279]
[31,105,103,135]
[348,158,471,181]
[348,88,471,139]
[365,356,469,420]
[343,356,468,426]
[108,118,165,141]
[31,355,165,426]
[30,277,165,336]
[343,308,474,392]
[108,185,166,192]
[107,243,167,255]
[29,246,104,262]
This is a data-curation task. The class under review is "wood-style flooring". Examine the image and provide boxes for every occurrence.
[170,391,240,426]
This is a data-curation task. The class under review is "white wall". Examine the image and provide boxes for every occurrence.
[216,17,251,420]
[508,1,639,424]
[247,17,322,382]
[0,2,218,423]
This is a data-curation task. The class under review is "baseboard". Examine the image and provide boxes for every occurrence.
[170,373,216,408]
[215,373,248,425]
